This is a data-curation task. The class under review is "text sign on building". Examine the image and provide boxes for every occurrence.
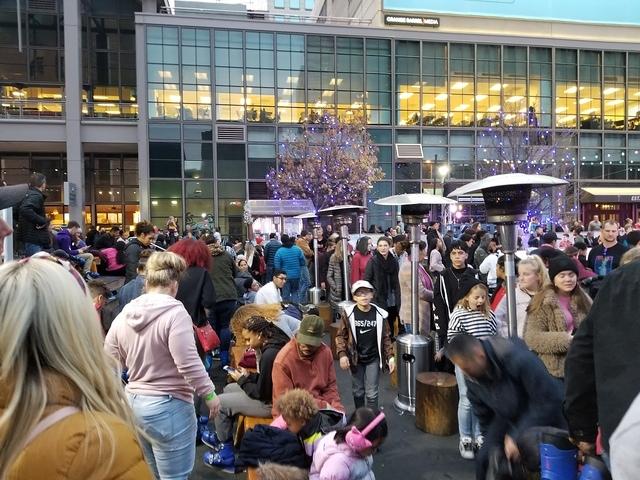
[384,14,440,27]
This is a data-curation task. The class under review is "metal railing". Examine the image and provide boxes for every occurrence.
[161,6,374,25]
[0,100,64,119]
[82,102,139,121]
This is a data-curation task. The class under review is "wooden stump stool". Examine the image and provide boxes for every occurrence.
[318,302,333,332]
[329,322,341,360]
[415,372,458,436]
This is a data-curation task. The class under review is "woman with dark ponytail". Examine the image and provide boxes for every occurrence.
[205,316,290,469]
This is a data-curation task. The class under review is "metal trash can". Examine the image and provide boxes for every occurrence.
[308,287,322,306]
[394,333,433,414]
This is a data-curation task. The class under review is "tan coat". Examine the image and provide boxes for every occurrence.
[398,261,434,334]
[2,372,152,480]
[524,288,590,378]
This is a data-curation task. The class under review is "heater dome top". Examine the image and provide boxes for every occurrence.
[317,205,366,215]
[374,193,457,206]
[447,173,568,198]
[293,212,318,219]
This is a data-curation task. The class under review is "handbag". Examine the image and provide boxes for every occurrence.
[193,322,220,352]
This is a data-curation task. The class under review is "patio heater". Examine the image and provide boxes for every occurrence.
[294,212,323,306]
[375,193,456,414]
[318,205,366,309]
[448,173,567,337]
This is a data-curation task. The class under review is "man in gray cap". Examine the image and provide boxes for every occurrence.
[271,314,344,417]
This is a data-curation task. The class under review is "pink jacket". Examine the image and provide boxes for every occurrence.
[309,431,375,480]
[350,251,371,285]
[104,292,215,403]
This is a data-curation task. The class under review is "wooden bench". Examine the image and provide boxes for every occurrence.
[415,372,458,436]
[233,414,273,448]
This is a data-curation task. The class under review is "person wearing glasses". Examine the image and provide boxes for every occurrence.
[255,269,287,305]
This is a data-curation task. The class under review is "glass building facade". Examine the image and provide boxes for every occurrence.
[145,20,640,231]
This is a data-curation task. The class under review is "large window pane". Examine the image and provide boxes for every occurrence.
[217,143,246,179]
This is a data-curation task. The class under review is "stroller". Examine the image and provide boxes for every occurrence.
[486,429,610,480]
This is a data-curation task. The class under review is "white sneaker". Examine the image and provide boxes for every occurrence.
[459,436,475,460]
[474,435,485,451]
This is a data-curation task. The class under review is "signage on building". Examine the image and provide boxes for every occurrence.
[384,14,440,27]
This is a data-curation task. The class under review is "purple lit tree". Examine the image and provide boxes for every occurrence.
[477,109,578,223]
[266,111,384,211]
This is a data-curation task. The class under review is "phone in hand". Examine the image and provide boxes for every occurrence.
[223,366,236,374]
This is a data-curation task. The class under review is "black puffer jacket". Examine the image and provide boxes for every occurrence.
[565,261,640,449]
[236,425,307,468]
[18,187,50,247]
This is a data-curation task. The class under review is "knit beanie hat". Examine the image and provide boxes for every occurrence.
[457,276,483,300]
[548,254,579,282]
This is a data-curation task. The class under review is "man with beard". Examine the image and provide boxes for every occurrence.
[271,315,344,417]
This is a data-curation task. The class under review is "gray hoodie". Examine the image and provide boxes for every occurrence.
[104,292,215,403]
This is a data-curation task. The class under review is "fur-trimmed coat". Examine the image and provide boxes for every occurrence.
[523,288,591,378]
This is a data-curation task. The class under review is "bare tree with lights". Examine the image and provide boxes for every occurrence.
[477,109,578,224]
[266,111,385,211]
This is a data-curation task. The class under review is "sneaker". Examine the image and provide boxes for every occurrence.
[201,429,222,450]
[474,435,485,452]
[459,436,475,460]
[203,443,235,474]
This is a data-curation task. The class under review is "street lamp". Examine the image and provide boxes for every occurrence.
[375,193,456,414]
[447,173,567,337]
[318,205,366,308]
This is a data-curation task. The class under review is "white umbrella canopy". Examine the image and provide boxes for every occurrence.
[374,193,457,206]
[317,205,366,214]
[447,173,568,198]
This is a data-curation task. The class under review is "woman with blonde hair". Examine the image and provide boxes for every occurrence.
[105,251,220,479]
[0,253,151,479]
[495,255,549,337]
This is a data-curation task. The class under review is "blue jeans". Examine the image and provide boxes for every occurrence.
[24,242,44,256]
[455,366,482,439]
[298,265,310,303]
[281,277,300,303]
[352,361,381,409]
[127,393,197,480]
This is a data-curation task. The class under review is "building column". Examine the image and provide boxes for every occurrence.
[136,20,150,221]
[63,0,85,226]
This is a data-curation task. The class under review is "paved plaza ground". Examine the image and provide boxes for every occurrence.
[191,332,475,480]
[101,284,475,479]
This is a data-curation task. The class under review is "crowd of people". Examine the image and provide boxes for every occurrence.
[4,174,640,479]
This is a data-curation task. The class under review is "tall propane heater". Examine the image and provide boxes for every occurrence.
[318,205,366,310]
[375,193,456,414]
[295,212,322,306]
[448,174,567,338]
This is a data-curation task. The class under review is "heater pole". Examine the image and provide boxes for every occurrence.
[410,223,420,334]
[497,224,518,338]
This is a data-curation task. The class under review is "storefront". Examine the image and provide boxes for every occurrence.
[580,187,640,224]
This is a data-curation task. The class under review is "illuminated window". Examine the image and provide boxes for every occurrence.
[555,49,578,128]
[579,51,602,130]
[181,28,211,120]
[276,34,305,123]
[449,44,475,127]
[529,48,552,128]
[336,37,364,121]
[395,40,420,125]
[421,42,448,127]
[215,30,244,122]
[245,32,275,123]
[365,38,391,125]
[307,35,336,118]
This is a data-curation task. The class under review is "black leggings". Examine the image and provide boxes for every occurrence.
[386,305,402,336]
